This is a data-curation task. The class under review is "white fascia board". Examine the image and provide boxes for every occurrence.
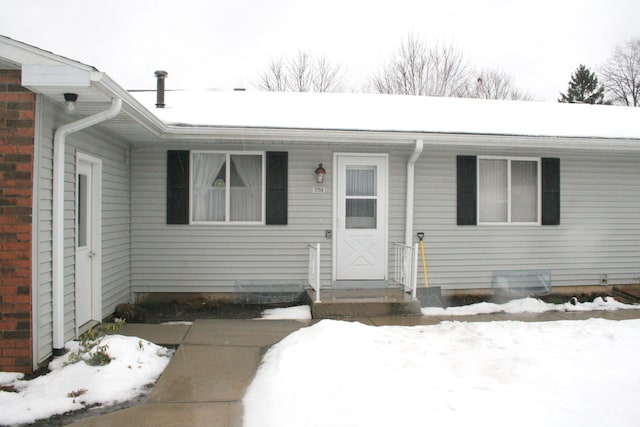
[153,125,640,152]
[90,72,168,136]
[22,64,91,87]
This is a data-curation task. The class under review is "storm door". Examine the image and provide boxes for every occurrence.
[335,154,387,280]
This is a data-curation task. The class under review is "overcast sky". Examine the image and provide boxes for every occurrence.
[1,0,638,101]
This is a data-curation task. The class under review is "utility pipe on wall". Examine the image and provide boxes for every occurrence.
[52,97,122,354]
[405,139,424,246]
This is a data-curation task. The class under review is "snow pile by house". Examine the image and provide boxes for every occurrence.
[422,296,638,316]
[259,305,312,320]
[0,335,172,425]
[256,296,638,319]
[243,318,640,427]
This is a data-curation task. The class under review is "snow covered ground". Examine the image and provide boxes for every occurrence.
[256,296,638,320]
[422,295,637,316]
[244,317,640,427]
[1,298,637,426]
[0,335,172,426]
[246,297,640,426]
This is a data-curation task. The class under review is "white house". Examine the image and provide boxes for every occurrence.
[1,34,639,372]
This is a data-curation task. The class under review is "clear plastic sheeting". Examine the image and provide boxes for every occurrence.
[236,281,306,305]
[492,269,551,296]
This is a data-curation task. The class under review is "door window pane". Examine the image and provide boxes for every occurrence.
[77,174,87,247]
[479,159,508,223]
[345,165,377,229]
[511,160,538,222]
[346,199,377,229]
[346,166,376,196]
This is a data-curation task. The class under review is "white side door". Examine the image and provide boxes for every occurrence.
[335,154,387,280]
[75,154,101,329]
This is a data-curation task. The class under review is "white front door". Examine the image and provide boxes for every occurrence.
[75,154,101,329]
[335,154,387,280]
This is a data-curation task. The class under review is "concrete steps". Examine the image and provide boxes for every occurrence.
[306,288,421,318]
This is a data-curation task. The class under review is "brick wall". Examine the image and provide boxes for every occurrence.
[0,69,35,373]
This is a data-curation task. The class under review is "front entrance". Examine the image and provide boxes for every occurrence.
[334,154,388,281]
[75,153,102,330]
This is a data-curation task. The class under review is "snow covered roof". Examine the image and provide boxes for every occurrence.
[131,90,640,140]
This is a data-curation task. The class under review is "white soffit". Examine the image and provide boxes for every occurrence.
[22,64,91,88]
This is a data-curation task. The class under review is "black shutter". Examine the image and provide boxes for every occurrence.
[266,151,288,225]
[541,157,560,225]
[167,150,189,224]
[457,155,477,225]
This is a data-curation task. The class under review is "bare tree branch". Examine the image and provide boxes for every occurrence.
[257,57,288,92]
[287,50,313,92]
[429,42,470,96]
[313,56,342,92]
[462,68,535,101]
[370,34,470,97]
[600,37,640,106]
[256,51,344,93]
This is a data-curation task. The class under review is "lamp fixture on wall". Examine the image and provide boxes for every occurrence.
[314,163,326,184]
[64,93,78,113]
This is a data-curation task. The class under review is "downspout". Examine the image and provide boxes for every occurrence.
[52,97,122,354]
[405,139,424,246]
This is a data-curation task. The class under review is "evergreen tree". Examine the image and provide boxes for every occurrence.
[558,64,607,104]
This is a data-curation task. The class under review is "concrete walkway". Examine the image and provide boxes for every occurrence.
[68,309,640,426]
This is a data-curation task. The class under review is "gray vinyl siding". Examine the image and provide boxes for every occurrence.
[412,147,640,290]
[66,128,131,321]
[133,135,640,297]
[33,99,131,364]
[34,97,54,364]
[131,142,410,293]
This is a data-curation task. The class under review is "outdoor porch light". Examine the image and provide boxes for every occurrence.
[315,163,326,183]
[64,92,78,113]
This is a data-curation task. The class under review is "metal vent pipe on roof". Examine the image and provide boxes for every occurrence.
[155,70,168,108]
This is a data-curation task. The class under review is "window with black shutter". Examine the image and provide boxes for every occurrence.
[456,155,560,226]
[166,150,288,225]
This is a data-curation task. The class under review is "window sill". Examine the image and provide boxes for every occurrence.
[190,221,266,226]
[477,222,541,226]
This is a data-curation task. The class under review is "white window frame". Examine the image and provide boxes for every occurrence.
[477,156,541,226]
[190,150,266,225]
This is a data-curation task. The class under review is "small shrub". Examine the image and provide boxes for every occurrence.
[67,389,88,398]
[85,344,112,366]
[64,320,125,367]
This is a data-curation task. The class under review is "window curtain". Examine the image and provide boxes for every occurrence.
[511,160,538,222]
[345,166,377,229]
[479,159,508,222]
[230,155,262,221]
[346,167,376,196]
[192,153,225,221]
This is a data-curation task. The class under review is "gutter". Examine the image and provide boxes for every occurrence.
[52,97,122,354]
[405,139,423,246]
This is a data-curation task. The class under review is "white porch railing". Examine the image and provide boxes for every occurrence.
[393,243,418,299]
[307,243,321,302]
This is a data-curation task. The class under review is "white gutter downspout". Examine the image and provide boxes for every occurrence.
[405,139,424,246]
[52,97,122,354]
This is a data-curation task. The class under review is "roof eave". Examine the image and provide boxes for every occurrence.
[151,123,640,151]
